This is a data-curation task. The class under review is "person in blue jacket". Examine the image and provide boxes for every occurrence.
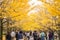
[18,31,23,40]
[40,31,45,40]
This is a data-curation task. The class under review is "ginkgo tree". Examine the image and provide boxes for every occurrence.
[1,0,60,31]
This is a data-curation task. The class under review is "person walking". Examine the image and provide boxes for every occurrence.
[18,31,24,40]
[26,31,30,40]
[48,30,54,40]
[29,31,34,40]
[10,30,16,40]
[58,30,60,40]
[16,31,19,40]
[54,31,58,40]
[38,32,41,40]
[40,31,45,40]
[33,31,38,40]
[46,31,49,40]
[6,32,11,40]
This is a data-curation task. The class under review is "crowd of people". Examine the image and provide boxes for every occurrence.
[6,29,60,40]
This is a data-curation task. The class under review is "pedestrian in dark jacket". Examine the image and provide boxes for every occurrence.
[6,32,11,40]
[49,30,54,40]
[33,31,38,40]
[16,32,18,40]
[18,31,23,40]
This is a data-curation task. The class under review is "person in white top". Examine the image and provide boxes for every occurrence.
[29,31,34,40]
[47,31,49,40]
[26,32,30,40]
[10,30,16,40]
[54,31,58,40]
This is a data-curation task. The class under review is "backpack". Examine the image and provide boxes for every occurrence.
[18,33,23,39]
